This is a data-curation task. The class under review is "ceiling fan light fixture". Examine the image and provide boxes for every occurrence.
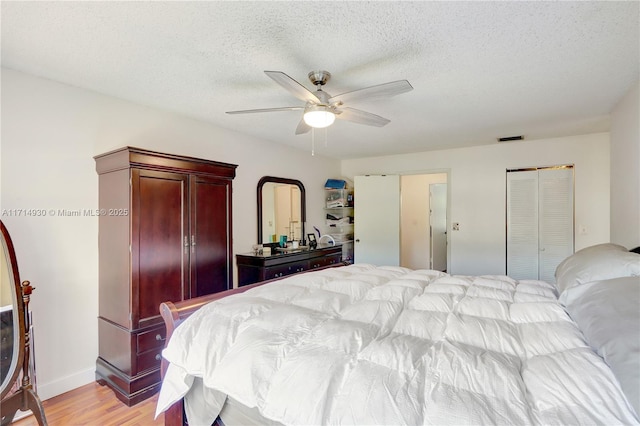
[303,105,335,128]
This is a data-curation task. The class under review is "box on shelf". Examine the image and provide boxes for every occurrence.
[329,233,354,243]
[324,179,347,189]
[325,188,354,208]
[326,213,353,226]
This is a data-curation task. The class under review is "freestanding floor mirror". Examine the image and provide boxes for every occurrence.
[0,221,47,425]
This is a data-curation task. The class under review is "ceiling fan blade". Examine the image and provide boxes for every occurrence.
[336,107,390,127]
[295,119,311,135]
[226,106,304,114]
[265,71,321,103]
[329,80,413,105]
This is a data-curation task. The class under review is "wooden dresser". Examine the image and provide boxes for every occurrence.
[94,147,236,406]
[236,245,343,286]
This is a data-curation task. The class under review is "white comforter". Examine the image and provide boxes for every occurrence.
[156,264,638,425]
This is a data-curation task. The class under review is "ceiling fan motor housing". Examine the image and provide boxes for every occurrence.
[308,70,331,86]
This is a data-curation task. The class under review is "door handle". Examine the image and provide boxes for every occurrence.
[355,239,360,243]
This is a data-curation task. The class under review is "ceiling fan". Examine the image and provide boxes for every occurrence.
[226,70,413,135]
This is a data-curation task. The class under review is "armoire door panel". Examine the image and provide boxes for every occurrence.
[189,177,231,298]
[133,169,189,328]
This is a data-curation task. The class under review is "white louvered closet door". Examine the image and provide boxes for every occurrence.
[507,167,574,283]
[507,170,539,280]
[537,168,574,282]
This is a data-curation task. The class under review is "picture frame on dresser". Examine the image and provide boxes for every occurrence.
[307,233,317,248]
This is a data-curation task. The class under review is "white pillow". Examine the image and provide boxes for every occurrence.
[564,276,640,417]
[555,243,640,299]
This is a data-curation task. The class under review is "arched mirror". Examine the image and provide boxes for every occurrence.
[0,221,47,425]
[257,177,306,245]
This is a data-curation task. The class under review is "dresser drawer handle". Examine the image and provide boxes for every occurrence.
[155,334,165,341]
[155,354,162,361]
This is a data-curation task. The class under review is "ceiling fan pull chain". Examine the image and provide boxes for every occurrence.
[311,128,315,156]
[324,128,328,148]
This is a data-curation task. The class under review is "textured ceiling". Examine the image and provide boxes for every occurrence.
[1,1,638,159]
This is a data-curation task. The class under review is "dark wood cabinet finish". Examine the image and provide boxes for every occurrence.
[237,246,343,286]
[94,147,236,406]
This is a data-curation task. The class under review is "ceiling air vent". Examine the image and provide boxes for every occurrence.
[498,135,524,142]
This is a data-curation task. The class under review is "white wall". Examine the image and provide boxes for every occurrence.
[610,79,640,249]
[0,68,340,400]
[343,133,610,276]
[400,173,447,269]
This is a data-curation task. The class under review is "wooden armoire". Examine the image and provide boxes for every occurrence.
[94,147,237,406]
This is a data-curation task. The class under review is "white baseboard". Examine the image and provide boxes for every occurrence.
[36,367,96,401]
[12,410,32,422]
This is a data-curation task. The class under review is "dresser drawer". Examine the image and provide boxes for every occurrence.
[310,254,342,269]
[264,260,309,280]
[136,327,166,354]
[136,347,163,374]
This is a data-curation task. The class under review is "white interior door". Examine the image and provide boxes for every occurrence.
[354,175,400,265]
[429,183,447,271]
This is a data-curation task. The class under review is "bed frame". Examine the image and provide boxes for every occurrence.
[159,262,349,426]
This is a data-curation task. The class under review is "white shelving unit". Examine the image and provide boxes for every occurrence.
[324,188,354,262]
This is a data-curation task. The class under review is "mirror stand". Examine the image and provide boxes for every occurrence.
[1,282,47,426]
[1,220,47,426]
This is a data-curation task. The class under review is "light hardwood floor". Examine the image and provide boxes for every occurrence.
[11,382,164,426]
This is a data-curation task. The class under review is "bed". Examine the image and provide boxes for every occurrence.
[155,244,640,425]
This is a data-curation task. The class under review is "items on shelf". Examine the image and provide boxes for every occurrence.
[325,189,353,208]
[330,233,354,243]
[324,179,347,189]
[322,181,355,263]
[326,213,353,226]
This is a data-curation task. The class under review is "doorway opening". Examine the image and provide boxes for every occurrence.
[400,173,448,271]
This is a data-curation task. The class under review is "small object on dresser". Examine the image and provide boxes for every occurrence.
[307,233,317,249]
[262,246,271,256]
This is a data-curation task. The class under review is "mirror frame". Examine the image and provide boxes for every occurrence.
[0,221,25,401]
[257,176,306,245]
